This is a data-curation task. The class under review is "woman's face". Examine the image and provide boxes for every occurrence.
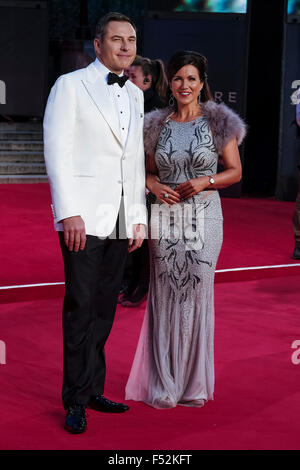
[129,65,151,91]
[170,64,203,108]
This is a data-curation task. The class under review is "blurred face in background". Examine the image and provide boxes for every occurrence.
[129,65,151,91]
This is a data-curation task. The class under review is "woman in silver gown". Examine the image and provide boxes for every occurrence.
[126,51,246,409]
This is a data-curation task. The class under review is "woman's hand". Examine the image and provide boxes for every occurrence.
[151,181,181,206]
[176,176,210,200]
[146,173,181,206]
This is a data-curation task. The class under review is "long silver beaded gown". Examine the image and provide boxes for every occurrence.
[125,115,223,408]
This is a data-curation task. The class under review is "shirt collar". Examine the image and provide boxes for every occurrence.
[94,58,124,83]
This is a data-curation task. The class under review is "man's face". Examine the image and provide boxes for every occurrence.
[94,21,137,74]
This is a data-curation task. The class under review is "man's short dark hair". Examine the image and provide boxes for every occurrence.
[95,12,137,42]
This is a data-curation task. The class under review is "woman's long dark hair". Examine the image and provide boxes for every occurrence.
[166,50,212,105]
[132,55,168,99]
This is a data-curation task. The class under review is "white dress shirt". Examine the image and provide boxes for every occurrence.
[94,58,130,146]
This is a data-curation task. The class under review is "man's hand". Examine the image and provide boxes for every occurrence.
[62,216,86,252]
[128,224,146,253]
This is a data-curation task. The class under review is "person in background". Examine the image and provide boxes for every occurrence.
[119,56,168,307]
[292,88,300,259]
[129,56,167,112]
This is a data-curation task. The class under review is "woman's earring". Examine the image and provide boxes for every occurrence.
[169,94,175,106]
[198,92,201,104]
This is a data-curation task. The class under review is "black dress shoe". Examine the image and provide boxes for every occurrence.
[119,280,131,295]
[292,242,300,259]
[121,286,148,307]
[64,405,87,434]
[88,394,129,413]
[118,283,137,304]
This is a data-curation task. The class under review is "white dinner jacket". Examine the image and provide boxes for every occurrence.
[43,60,147,238]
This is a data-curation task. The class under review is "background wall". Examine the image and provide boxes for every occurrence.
[0,0,299,201]
[0,0,48,116]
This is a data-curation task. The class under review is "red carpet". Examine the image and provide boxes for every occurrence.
[0,184,298,287]
[0,276,299,450]
[0,184,300,449]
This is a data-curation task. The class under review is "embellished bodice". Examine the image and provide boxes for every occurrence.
[155,116,218,185]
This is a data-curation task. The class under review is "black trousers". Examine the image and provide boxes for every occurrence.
[58,230,128,408]
[293,168,300,243]
[121,192,154,293]
[128,239,150,293]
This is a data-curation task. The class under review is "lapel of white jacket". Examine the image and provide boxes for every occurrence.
[82,62,123,147]
[123,81,141,153]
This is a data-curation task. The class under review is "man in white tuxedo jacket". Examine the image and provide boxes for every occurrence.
[43,12,147,434]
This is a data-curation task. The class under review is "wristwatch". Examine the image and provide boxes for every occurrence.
[208,176,215,185]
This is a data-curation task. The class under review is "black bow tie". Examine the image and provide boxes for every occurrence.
[107,72,128,88]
